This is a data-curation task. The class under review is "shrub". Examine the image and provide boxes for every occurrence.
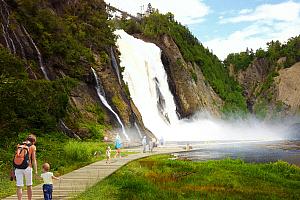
[64,141,100,162]
[81,123,105,140]
[189,70,198,83]
[85,104,106,124]
[112,95,128,115]
[0,47,27,79]
[224,50,254,71]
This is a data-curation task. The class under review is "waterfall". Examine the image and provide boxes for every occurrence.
[1,24,10,51]
[115,29,286,141]
[59,120,81,140]
[154,77,170,124]
[115,29,178,139]
[22,25,50,80]
[134,122,143,139]
[12,30,26,58]
[8,36,16,54]
[0,0,16,54]
[0,2,10,52]
[0,0,27,58]
[110,47,122,85]
[91,67,129,141]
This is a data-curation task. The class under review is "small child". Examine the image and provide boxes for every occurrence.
[41,163,60,200]
[106,146,111,164]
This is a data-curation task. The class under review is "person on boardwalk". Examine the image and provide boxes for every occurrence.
[142,136,147,153]
[41,163,60,200]
[159,136,164,146]
[114,135,122,158]
[149,138,156,153]
[13,134,37,200]
[106,146,111,164]
[149,138,154,153]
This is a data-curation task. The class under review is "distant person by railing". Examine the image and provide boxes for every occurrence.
[159,136,165,146]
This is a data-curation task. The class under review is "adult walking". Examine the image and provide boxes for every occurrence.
[149,138,154,153]
[114,135,122,158]
[13,134,37,200]
[149,138,156,153]
[142,136,147,153]
[159,136,164,146]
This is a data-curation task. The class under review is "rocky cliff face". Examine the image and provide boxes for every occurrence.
[230,56,300,117]
[235,58,271,111]
[274,62,300,115]
[0,0,152,140]
[135,34,223,118]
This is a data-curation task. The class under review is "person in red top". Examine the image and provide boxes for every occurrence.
[15,134,38,200]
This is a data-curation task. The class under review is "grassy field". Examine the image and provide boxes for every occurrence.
[0,132,127,199]
[76,155,300,200]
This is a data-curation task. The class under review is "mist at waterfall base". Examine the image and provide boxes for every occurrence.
[114,29,295,142]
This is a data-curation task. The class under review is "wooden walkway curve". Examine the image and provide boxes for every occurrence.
[4,147,183,200]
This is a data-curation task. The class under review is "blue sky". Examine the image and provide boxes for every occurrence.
[190,0,284,41]
[105,0,300,59]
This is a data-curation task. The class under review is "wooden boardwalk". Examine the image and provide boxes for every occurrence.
[4,147,183,200]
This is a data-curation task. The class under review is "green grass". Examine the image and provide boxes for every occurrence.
[0,132,112,198]
[76,155,300,200]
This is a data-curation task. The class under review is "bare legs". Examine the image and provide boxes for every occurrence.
[27,185,32,200]
[17,187,22,200]
[16,186,32,200]
[114,149,121,158]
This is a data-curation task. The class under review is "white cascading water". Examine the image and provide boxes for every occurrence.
[59,119,81,140]
[1,0,25,58]
[1,24,10,51]
[134,122,143,139]
[91,67,129,141]
[115,29,178,139]
[110,47,122,85]
[115,29,286,141]
[22,25,49,80]
[12,30,26,59]
[1,0,16,54]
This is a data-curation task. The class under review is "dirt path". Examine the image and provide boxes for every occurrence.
[4,147,183,200]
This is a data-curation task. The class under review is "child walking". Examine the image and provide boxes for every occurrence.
[106,146,111,164]
[41,163,60,200]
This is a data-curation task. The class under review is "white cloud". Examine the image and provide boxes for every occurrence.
[205,1,300,60]
[104,0,210,24]
[221,0,300,23]
[239,8,252,14]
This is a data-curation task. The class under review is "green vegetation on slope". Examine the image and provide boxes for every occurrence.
[224,35,300,71]
[13,0,115,78]
[0,47,77,144]
[0,0,118,141]
[76,155,300,200]
[223,49,255,71]
[224,35,300,117]
[117,12,247,113]
[0,47,28,79]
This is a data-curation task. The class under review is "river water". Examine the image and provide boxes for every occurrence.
[172,140,300,166]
